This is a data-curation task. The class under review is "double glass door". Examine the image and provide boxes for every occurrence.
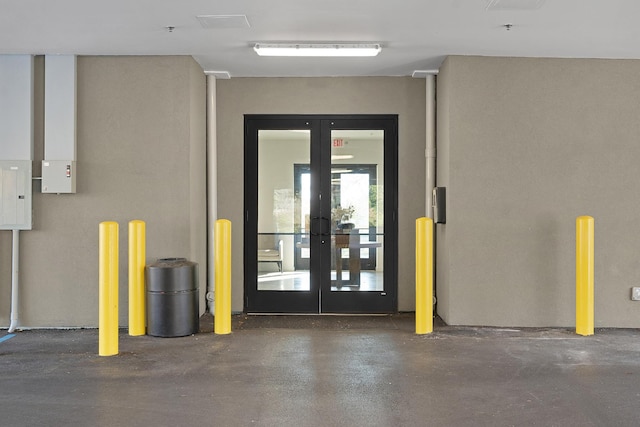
[244,115,397,313]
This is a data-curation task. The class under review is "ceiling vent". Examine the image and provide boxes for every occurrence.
[196,15,250,29]
[485,0,545,10]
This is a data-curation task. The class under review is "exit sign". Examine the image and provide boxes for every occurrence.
[333,138,344,147]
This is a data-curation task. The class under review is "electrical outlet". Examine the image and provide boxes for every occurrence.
[632,287,640,301]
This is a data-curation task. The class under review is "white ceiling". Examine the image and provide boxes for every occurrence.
[2,0,640,78]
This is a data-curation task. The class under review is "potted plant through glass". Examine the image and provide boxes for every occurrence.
[331,205,355,232]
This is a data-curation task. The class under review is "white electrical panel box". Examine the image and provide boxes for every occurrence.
[42,160,76,193]
[0,160,32,230]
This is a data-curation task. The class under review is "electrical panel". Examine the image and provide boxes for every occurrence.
[42,160,76,193]
[0,160,32,230]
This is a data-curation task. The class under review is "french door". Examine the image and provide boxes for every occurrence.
[244,115,397,313]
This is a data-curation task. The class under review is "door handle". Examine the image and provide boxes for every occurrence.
[319,217,330,236]
[310,216,321,236]
[311,217,331,236]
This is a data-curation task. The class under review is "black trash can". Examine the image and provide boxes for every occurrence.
[146,258,199,337]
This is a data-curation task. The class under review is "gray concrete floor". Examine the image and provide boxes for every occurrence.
[2,314,640,426]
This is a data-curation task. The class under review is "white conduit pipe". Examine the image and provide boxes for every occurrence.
[8,230,20,333]
[425,73,437,218]
[425,72,438,310]
[206,74,218,314]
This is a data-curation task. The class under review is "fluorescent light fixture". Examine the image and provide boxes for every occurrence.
[254,43,381,57]
[331,154,354,160]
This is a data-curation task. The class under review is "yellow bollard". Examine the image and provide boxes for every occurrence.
[576,216,594,336]
[99,221,119,356]
[416,217,434,334]
[128,220,146,336]
[215,219,232,334]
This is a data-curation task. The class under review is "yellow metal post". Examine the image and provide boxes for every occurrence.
[99,221,119,356]
[576,216,594,336]
[416,217,434,334]
[215,219,232,334]
[128,220,146,336]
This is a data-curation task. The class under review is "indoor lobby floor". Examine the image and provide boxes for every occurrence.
[2,314,640,426]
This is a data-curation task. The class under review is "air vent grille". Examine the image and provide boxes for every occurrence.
[196,15,250,29]
[485,0,545,11]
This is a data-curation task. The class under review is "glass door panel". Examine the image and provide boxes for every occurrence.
[293,166,311,272]
[245,117,321,314]
[328,131,384,292]
[257,130,310,291]
[319,119,397,314]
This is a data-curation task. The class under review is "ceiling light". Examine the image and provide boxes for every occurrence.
[253,43,382,57]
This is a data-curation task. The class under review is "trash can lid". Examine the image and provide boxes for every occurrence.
[146,258,198,292]
[148,257,196,268]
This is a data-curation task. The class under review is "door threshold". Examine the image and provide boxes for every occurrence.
[235,313,409,331]
[245,312,392,316]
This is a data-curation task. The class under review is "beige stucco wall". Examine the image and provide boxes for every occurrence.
[9,54,640,328]
[9,54,639,327]
[216,77,426,312]
[0,56,206,327]
[437,56,640,327]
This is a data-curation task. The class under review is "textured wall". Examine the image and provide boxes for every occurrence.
[437,56,640,327]
[216,77,426,312]
[0,56,206,327]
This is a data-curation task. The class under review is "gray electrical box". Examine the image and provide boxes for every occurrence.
[433,187,446,224]
[42,160,76,193]
[0,160,32,230]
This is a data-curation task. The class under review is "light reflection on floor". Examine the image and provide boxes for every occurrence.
[257,270,384,291]
[257,271,310,291]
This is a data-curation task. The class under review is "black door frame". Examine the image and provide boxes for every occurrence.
[244,114,398,313]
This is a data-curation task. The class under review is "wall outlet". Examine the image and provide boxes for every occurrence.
[632,287,640,301]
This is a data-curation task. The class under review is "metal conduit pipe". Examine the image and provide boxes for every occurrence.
[206,74,218,314]
[424,72,438,312]
[8,230,20,333]
[425,73,437,218]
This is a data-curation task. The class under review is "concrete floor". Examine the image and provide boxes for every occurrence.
[2,314,640,426]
